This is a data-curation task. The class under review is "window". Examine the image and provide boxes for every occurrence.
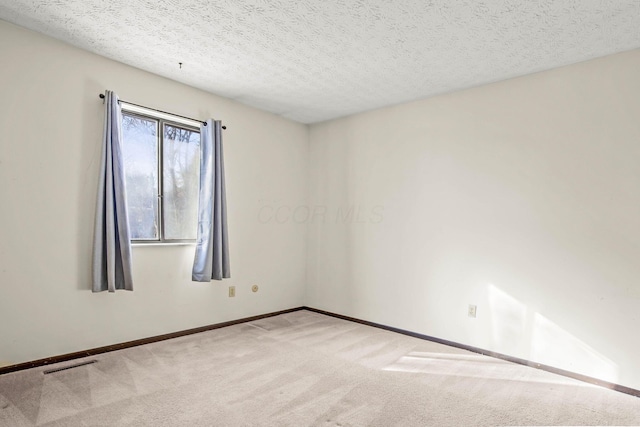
[121,105,201,242]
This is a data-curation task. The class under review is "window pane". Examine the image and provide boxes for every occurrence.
[162,124,200,240]
[122,114,159,240]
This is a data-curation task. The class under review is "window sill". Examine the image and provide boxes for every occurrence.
[131,242,196,247]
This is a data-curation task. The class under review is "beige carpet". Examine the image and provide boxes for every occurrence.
[0,310,639,426]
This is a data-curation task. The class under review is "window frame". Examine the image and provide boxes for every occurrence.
[121,103,202,244]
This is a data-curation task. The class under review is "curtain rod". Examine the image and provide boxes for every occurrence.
[98,93,226,129]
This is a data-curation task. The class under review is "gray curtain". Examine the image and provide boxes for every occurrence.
[192,119,230,281]
[92,91,134,292]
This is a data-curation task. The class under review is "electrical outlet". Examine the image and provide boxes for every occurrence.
[468,304,477,318]
[228,286,235,297]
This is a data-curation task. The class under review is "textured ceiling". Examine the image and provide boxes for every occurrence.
[1,1,639,123]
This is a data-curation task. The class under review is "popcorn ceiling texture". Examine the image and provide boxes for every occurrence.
[0,0,639,123]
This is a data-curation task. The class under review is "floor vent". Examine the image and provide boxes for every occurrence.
[43,360,97,374]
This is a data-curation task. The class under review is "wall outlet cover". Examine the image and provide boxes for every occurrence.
[468,304,477,318]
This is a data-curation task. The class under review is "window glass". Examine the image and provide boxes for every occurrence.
[162,124,200,240]
[121,112,200,242]
[122,114,159,240]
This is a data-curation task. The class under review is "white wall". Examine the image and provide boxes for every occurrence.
[0,20,308,366]
[307,49,640,390]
